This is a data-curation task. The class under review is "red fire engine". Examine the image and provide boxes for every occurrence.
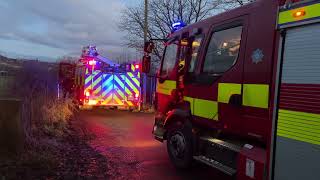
[142,0,320,179]
[59,46,141,110]
[75,46,141,110]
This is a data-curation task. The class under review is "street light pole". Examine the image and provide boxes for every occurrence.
[144,0,148,43]
[141,0,148,110]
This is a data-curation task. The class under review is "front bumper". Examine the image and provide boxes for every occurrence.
[152,114,166,142]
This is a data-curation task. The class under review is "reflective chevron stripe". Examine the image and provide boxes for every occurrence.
[84,68,140,107]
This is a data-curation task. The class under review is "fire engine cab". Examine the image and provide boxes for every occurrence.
[142,0,320,179]
[75,46,141,110]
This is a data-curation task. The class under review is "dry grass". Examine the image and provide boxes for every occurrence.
[42,97,77,137]
[13,61,77,140]
[0,61,78,178]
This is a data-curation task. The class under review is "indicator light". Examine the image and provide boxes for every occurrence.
[293,10,306,18]
[171,20,186,32]
[181,40,188,46]
[192,41,200,47]
[135,64,140,69]
[85,91,90,97]
[88,60,96,66]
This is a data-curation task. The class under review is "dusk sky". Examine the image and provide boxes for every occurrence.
[0,0,139,61]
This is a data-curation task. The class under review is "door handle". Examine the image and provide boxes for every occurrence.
[229,94,242,107]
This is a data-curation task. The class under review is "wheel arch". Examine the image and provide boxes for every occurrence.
[163,108,192,137]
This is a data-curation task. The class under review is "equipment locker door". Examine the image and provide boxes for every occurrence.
[102,73,114,105]
[91,70,103,100]
[272,23,320,180]
[112,73,125,105]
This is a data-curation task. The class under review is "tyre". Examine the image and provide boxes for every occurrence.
[166,120,193,169]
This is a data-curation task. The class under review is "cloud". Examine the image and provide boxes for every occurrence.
[0,0,133,61]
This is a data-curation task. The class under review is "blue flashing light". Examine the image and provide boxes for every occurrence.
[171,20,186,32]
[82,45,99,58]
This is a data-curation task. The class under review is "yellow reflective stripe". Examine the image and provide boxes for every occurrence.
[131,64,135,72]
[157,80,176,95]
[277,109,320,145]
[194,99,218,121]
[92,76,101,90]
[103,95,112,104]
[85,75,91,85]
[113,94,123,105]
[218,83,242,103]
[115,88,125,100]
[125,76,139,94]
[127,72,140,87]
[184,96,218,120]
[94,86,101,95]
[184,96,194,114]
[278,3,320,25]
[243,84,269,109]
[127,101,134,106]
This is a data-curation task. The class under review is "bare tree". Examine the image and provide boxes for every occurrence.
[119,0,252,70]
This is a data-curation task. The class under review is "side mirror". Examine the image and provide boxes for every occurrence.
[142,55,151,73]
[144,41,155,53]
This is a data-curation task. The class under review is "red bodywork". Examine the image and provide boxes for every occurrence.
[154,0,292,179]
[159,0,279,142]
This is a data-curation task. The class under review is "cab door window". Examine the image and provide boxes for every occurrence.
[161,41,178,76]
[203,26,243,74]
[189,35,203,73]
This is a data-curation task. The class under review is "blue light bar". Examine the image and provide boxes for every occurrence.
[171,20,186,32]
[82,45,99,58]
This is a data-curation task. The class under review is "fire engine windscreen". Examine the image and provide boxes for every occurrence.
[161,41,179,76]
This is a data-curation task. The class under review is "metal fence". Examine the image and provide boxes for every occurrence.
[141,74,157,107]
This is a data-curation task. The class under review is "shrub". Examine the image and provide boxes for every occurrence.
[42,97,76,136]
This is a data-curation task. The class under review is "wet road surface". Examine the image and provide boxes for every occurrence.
[79,109,232,180]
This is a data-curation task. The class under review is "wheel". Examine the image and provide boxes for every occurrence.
[166,121,193,169]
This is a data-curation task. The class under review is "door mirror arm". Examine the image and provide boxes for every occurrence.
[158,74,168,83]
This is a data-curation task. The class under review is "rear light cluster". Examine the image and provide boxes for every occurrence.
[127,93,140,101]
[88,60,96,66]
[85,91,90,97]
[84,90,92,103]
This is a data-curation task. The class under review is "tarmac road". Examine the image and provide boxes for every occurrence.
[79,109,232,180]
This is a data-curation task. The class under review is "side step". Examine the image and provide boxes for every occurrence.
[193,155,236,176]
[200,137,242,152]
[195,136,244,176]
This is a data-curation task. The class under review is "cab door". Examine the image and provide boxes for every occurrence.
[156,39,179,114]
[184,17,248,135]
